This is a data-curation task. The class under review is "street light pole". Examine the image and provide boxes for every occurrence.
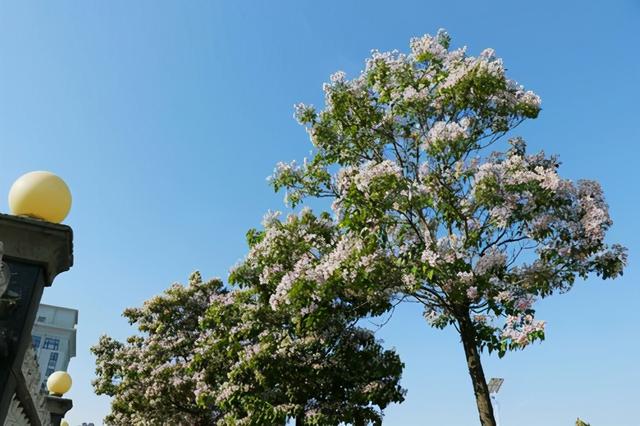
[487,378,504,426]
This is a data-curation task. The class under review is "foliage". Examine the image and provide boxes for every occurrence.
[91,272,227,425]
[270,29,627,356]
[194,210,405,425]
[93,240,405,425]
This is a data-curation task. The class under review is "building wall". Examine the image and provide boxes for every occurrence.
[31,304,78,390]
[3,346,52,426]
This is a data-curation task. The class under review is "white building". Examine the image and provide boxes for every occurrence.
[30,304,78,390]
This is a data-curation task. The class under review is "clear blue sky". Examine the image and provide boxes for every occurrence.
[1,1,638,425]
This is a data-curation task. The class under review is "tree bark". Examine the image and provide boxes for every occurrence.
[458,313,496,426]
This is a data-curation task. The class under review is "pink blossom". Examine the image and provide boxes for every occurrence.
[466,286,478,300]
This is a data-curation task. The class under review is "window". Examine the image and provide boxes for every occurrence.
[47,352,59,369]
[42,337,59,350]
[32,336,41,349]
[45,367,55,376]
[37,316,46,322]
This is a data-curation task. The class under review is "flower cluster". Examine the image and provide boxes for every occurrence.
[421,232,467,266]
[293,103,316,125]
[474,248,507,275]
[577,180,611,244]
[442,47,505,90]
[475,150,561,192]
[354,160,403,193]
[502,314,546,347]
[409,29,449,61]
[425,119,471,147]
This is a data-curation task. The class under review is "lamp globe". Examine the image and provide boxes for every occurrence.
[47,371,72,396]
[8,171,72,223]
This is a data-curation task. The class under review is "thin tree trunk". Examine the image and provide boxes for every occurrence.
[458,313,496,426]
[295,415,304,426]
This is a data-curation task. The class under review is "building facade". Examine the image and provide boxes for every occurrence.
[30,305,77,391]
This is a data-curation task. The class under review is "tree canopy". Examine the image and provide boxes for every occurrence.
[269,29,627,425]
[92,273,226,425]
[93,245,404,425]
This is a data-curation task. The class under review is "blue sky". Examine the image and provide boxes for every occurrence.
[1,1,638,425]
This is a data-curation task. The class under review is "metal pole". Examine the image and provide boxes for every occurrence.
[491,394,501,426]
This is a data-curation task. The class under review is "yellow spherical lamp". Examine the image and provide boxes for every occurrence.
[8,171,72,223]
[61,420,69,426]
[47,371,72,397]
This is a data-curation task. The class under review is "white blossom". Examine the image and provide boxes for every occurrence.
[474,248,507,275]
[502,314,545,347]
[425,120,470,146]
[410,32,448,61]
[466,286,478,300]
[354,160,403,193]
[457,271,474,284]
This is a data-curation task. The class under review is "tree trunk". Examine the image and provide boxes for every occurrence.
[458,313,496,426]
[295,415,304,426]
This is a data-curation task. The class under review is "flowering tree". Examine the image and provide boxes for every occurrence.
[92,246,404,425]
[91,272,227,425]
[194,210,405,425]
[270,30,627,425]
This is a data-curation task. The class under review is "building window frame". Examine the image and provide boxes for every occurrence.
[42,337,60,351]
[47,352,59,369]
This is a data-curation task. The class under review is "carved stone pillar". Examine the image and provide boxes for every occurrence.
[0,214,73,424]
[44,397,72,426]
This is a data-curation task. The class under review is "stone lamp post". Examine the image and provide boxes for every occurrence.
[0,171,73,425]
[46,371,73,426]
